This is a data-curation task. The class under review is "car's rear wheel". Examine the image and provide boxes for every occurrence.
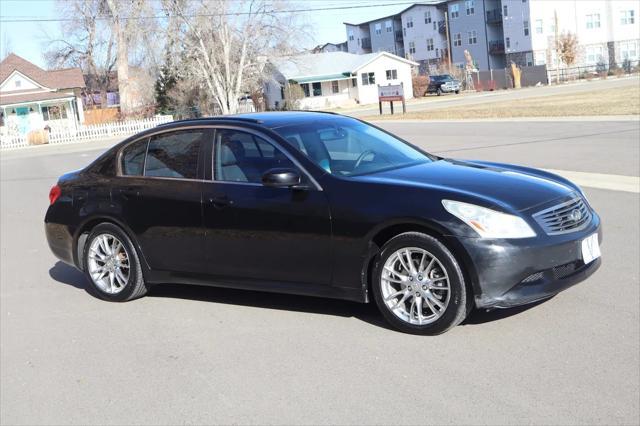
[372,232,471,335]
[83,223,148,302]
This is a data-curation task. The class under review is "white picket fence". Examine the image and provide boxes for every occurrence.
[0,115,174,150]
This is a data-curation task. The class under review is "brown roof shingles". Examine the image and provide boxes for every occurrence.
[0,53,85,90]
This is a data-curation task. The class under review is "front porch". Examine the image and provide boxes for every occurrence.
[0,97,83,136]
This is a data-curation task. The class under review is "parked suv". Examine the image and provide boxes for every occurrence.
[426,74,461,96]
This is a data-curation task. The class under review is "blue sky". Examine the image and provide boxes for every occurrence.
[0,0,413,68]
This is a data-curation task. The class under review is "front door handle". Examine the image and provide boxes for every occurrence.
[209,195,232,209]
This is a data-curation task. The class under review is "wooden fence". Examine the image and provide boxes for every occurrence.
[0,115,173,150]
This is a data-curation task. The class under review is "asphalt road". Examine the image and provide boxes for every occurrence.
[342,76,640,117]
[1,120,639,425]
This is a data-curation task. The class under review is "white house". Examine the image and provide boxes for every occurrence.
[265,51,418,110]
[0,54,86,136]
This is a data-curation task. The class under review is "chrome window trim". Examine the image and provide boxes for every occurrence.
[116,124,323,191]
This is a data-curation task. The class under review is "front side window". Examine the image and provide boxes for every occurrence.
[144,131,203,179]
[121,138,148,176]
[214,130,296,183]
[273,117,433,177]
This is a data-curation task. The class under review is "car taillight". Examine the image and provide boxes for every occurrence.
[49,185,61,205]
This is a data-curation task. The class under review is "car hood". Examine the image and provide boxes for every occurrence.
[356,159,576,211]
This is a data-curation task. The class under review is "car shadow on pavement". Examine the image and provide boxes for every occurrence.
[49,261,548,331]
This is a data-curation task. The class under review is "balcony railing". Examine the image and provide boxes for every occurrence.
[361,38,371,49]
[489,40,505,54]
[437,20,446,34]
[394,30,404,43]
[486,9,503,25]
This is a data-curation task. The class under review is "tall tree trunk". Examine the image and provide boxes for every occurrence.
[107,0,133,116]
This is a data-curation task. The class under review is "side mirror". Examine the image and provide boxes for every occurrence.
[261,168,302,188]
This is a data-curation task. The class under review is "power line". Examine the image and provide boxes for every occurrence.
[0,1,415,23]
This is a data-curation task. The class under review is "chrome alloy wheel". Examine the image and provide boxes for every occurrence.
[87,233,130,294]
[381,247,451,325]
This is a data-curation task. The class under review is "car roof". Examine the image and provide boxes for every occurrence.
[155,111,350,131]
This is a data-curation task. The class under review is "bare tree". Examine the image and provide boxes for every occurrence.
[45,0,115,107]
[557,32,579,69]
[163,0,308,115]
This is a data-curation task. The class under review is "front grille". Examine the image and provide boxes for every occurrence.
[533,196,591,235]
[552,261,581,280]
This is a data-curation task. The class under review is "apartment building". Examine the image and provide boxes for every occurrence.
[344,1,639,72]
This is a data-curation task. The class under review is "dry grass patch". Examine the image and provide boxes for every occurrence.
[366,85,640,120]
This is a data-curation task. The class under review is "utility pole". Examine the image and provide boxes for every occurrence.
[444,10,452,72]
[554,9,560,84]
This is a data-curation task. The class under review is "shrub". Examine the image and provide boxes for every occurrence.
[412,75,430,97]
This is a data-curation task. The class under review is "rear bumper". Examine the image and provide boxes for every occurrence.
[458,216,602,309]
[45,222,76,267]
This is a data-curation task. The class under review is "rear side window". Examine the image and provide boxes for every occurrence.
[144,131,204,179]
[121,139,148,176]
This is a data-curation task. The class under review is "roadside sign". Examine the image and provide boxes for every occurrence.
[378,83,406,115]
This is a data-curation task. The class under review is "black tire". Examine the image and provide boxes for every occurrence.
[436,88,442,96]
[83,222,148,302]
[455,90,460,94]
[371,232,472,335]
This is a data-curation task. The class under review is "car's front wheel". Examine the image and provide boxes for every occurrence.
[436,88,442,96]
[83,223,148,302]
[372,232,472,335]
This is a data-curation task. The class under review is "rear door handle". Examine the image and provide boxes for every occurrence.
[209,195,232,209]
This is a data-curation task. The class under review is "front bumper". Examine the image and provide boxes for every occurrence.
[458,215,602,309]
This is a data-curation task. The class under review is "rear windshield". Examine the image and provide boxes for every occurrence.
[272,117,433,177]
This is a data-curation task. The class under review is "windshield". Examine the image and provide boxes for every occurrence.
[273,117,433,177]
[432,75,453,82]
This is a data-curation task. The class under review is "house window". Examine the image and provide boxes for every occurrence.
[348,31,354,41]
[385,20,392,32]
[586,13,601,29]
[526,52,533,66]
[42,105,68,121]
[535,19,543,34]
[14,80,21,88]
[361,72,375,85]
[506,37,511,49]
[425,11,431,23]
[586,46,604,64]
[408,41,416,54]
[385,69,398,80]
[453,33,462,47]
[352,78,357,87]
[331,80,339,94]
[620,42,637,59]
[524,20,529,36]
[503,5,508,17]
[621,10,635,25]
[450,4,459,19]
[427,38,434,51]
[406,16,413,28]
[468,30,477,45]
[534,50,546,65]
[375,23,382,35]
[433,21,436,31]
[465,1,474,16]
[312,82,322,96]
[301,83,310,97]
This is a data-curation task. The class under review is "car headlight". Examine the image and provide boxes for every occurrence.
[442,200,536,239]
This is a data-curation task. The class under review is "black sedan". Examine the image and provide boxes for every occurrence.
[45,112,602,334]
